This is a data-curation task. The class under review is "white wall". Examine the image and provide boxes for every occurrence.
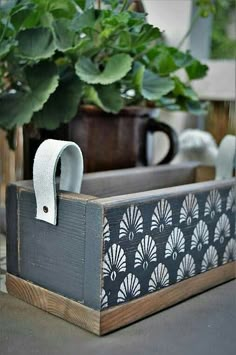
[143,0,192,50]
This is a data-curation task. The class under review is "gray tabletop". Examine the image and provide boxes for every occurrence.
[0,280,236,355]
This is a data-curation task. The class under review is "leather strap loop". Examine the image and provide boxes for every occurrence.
[33,139,83,225]
[215,135,236,180]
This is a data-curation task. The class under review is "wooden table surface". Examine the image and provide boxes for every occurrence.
[0,280,235,355]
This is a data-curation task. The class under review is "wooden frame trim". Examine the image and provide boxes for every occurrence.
[6,273,101,335]
[6,262,235,336]
[95,178,235,207]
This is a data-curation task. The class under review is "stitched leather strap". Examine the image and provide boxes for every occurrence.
[33,139,83,225]
[216,135,236,180]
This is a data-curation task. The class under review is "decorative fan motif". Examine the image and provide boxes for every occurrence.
[101,288,108,309]
[101,184,234,308]
[204,189,222,219]
[151,199,172,232]
[148,263,169,292]
[117,273,141,303]
[165,227,185,260]
[134,235,157,270]
[119,205,143,241]
[180,193,199,225]
[103,244,126,281]
[177,254,195,282]
[103,217,110,242]
[214,214,230,244]
[201,246,218,272]
[226,187,236,212]
[223,238,236,264]
[191,220,209,251]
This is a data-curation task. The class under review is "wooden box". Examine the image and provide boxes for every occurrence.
[6,140,236,335]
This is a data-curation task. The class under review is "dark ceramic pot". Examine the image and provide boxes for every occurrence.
[23,106,178,178]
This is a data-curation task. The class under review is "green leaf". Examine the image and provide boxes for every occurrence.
[173,77,199,101]
[85,85,123,113]
[52,19,75,51]
[48,0,77,17]
[141,70,175,100]
[186,100,207,116]
[155,49,178,75]
[75,0,94,11]
[17,27,56,60]
[33,76,82,130]
[132,24,161,48]
[0,61,59,130]
[75,54,133,85]
[132,62,144,91]
[0,40,14,58]
[186,60,208,80]
[70,9,96,32]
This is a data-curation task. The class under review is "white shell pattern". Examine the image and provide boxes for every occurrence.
[117,273,141,303]
[177,254,196,282]
[101,288,108,309]
[191,220,209,251]
[103,217,110,242]
[226,187,236,212]
[148,263,169,292]
[214,213,230,244]
[180,193,199,225]
[134,235,157,270]
[201,245,218,272]
[103,244,126,281]
[204,189,222,219]
[151,199,172,232]
[119,205,143,241]
[165,227,185,260]
[223,238,236,264]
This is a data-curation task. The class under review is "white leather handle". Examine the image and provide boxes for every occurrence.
[215,135,236,180]
[33,139,84,225]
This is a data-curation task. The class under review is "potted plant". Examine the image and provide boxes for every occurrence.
[0,0,210,175]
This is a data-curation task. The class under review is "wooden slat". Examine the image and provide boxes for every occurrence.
[195,166,216,182]
[81,163,197,197]
[12,163,198,198]
[6,262,236,336]
[6,273,101,335]
[96,178,235,207]
[100,262,236,335]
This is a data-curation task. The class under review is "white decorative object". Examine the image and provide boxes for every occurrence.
[151,199,172,232]
[180,193,199,225]
[103,217,110,242]
[214,214,230,244]
[177,254,195,282]
[165,227,185,260]
[101,289,108,309]
[191,220,209,251]
[201,246,218,272]
[117,273,141,303]
[174,130,218,166]
[226,187,236,212]
[134,235,157,270]
[223,238,236,264]
[204,189,222,219]
[148,263,169,292]
[119,205,143,240]
[103,244,126,281]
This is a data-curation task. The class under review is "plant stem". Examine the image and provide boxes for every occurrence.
[120,0,129,12]
[177,11,200,49]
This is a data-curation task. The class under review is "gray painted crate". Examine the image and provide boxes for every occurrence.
[6,139,236,335]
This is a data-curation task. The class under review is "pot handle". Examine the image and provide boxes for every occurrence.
[146,119,179,164]
[33,139,83,225]
[215,135,236,180]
